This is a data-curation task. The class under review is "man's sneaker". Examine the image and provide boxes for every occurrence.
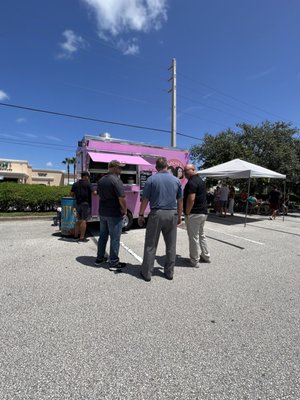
[78,238,89,243]
[140,271,151,282]
[200,255,211,263]
[94,257,108,266]
[164,272,173,281]
[108,262,127,271]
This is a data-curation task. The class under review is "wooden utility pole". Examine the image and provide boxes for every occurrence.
[168,58,177,147]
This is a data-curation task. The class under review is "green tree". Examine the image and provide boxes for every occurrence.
[69,156,76,183]
[190,121,300,193]
[62,157,73,185]
[238,121,300,192]
[190,128,245,168]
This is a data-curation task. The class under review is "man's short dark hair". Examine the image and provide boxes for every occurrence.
[156,157,168,170]
[81,171,90,178]
[108,160,125,168]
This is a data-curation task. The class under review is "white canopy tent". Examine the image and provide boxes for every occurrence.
[197,159,286,225]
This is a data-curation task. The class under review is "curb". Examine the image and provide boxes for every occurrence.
[0,216,55,222]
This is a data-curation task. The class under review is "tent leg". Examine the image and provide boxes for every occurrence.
[244,178,251,227]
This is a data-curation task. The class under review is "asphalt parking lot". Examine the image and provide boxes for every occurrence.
[0,213,299,400]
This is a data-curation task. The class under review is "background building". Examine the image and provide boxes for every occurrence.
[0,158,65,186]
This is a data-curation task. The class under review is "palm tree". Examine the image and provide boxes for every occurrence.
[69,156,76,183]
[62,157,72,185]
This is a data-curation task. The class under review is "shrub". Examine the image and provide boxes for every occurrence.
[0,183,70,212]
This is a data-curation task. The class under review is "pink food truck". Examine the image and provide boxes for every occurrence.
[76,133,189,230]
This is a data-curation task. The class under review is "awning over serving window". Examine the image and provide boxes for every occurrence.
[88,152,151,166]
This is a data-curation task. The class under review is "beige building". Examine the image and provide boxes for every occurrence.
[0,158,65,186]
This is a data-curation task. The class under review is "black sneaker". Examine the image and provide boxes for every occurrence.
[164,273,173,281]
[140,271,151,282]
[94,257,108,266]
[108,262,127,271]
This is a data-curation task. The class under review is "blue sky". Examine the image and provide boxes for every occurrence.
[1,0,300,170]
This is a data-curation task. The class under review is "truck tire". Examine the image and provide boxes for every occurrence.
[122,210,133,231]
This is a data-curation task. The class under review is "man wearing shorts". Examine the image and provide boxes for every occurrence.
[71,171,96,242]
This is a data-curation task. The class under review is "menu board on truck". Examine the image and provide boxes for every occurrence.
[139,171,152,199]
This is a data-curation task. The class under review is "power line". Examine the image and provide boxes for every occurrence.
[177,109,229,129]
[0,137,76,152]
[177,82,266,121]
[178,94,251,122]
[178,72,298,124]
[0,101,204,142]
[0,101,170,133]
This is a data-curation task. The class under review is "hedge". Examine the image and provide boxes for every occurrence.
[0,183,70,212]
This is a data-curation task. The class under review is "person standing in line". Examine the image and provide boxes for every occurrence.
[95,160,127,271]
[176,166,184,179]
[219,181,229,217]
[183,164,211,267]
[167,165,176,176]
[138,157,183,282]
[228,185,236,216]
[282,193,289,215]
[268,185,281,220]
[70,171,97,242]
[213,186,221,215]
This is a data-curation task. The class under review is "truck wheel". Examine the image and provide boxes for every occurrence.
[122,210,133,231]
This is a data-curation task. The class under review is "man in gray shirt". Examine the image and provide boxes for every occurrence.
[138,157,183,282]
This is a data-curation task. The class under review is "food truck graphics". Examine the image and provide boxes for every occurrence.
[76,133,189,230]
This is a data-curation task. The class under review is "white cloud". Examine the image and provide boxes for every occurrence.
[46,161,53,167]
[57,30,87,59]
[16,118,26,123]
[81,0,168,54]
[46,135,62,142]
[178,105,204,119]
[19,131,37,138]
[117,38,140,55]
[0,132,18,139]
[248,67,274,80]
[203,92,214,100]
[0,90,9,101]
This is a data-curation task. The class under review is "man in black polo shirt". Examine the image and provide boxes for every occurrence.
[71,171,96,242]
[95,160,127,271]
[183,164,211,267]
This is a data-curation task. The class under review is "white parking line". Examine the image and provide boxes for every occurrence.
[206,227,265,245]
[120,241,143,263]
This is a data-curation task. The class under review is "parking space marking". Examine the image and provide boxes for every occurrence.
[206,227,265,245]
[120,241,143,264]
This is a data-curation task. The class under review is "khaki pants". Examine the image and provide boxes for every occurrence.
[185,214,210,265]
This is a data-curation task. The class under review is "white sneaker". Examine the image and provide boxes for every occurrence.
[200,255,211,263]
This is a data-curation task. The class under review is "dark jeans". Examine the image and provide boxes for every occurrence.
[97,216,123,266]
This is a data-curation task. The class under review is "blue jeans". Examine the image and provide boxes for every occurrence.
[97,216,123,266]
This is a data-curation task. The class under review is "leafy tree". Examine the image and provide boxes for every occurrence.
[190,129,244,168]
[190,121,300,194]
